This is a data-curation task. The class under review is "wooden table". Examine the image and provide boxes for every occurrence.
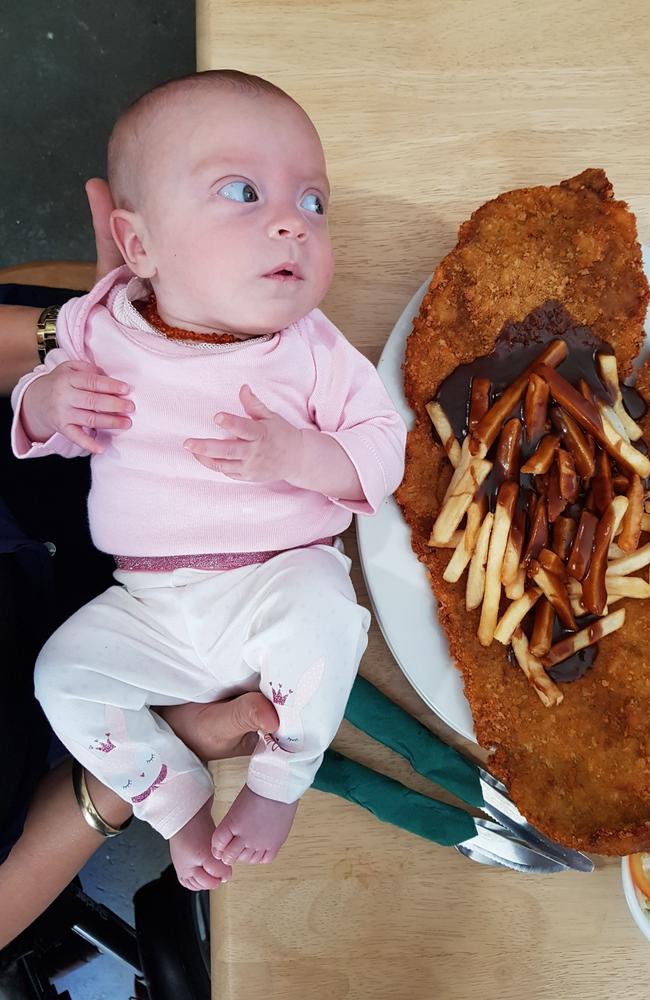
[198,2,650,996]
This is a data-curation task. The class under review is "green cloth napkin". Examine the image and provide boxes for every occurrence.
[311,675,485,847]
[344,675,484,808]
[313,749,477,847]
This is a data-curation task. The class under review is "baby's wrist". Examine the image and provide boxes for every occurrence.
[21,380,55,444]
[286,426,312,487]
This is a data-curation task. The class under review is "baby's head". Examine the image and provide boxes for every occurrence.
[107,70,334,337]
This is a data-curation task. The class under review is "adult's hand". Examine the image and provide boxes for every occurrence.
[85,178,123,281]
[0,178,123,395]
[158,693,280,762]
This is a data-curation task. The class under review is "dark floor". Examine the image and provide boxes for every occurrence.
[0,1,195,266]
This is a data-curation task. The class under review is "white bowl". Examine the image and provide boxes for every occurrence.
[621,856,650,941]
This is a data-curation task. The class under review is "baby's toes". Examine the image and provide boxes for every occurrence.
[191,867,226,891]
[238,847,258,864]
[204,855,231,882]
[220,835,249,865]
[211,824,235,859]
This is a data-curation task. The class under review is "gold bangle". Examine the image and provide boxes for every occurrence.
[36,305,60,363]
[71,759,133,838]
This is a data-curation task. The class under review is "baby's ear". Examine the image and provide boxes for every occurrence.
[110,209,156,279]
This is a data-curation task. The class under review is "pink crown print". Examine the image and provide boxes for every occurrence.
[269,681,293,706]
[90,732,116,753]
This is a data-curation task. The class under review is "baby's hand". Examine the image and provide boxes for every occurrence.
[21,360,134,454]
[184,385,304,483]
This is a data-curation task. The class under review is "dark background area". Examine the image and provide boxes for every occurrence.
[0,1,195,266]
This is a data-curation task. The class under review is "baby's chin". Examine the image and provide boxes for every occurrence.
[232,304,318,336]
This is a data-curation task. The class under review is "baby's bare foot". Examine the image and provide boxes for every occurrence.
[169,799,232,891]
[211,785,299,865]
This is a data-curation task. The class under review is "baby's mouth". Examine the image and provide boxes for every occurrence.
[264,262,303,281]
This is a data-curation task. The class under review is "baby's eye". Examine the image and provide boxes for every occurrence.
[122,779,132,790]
[218,180,258,203]
[301,193,324,215]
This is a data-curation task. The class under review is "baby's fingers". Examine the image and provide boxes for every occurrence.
[66,360,130,392]
[62,424,105,455]
[70,386,135,418]
[71,408,133,432]
[188,454,244,479]
[184,438,250,460]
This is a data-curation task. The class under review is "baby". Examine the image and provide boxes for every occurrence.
[11,70,406,891]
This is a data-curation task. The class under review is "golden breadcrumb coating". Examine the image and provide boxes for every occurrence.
[397,169,650,855]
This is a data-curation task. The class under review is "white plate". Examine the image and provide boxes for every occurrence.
[621,856,650,941]
[356,245,650,744]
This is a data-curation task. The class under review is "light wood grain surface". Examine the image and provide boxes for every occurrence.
[199,2,650,996]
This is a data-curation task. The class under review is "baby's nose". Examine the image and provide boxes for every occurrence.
[268,214,307,241]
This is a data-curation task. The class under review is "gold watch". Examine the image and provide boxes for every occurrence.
[36,304,60,363]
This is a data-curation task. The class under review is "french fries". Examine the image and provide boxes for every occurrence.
[523,374,549,447]
[582,496,628,614]
[596,353,644,442]
[618,474,643,552]
[426,400,461,469]
[424,336,648,709]
[530,597,555,658]
[511,628,564,708]
[550,408,595,480]
[469,377,491,431]
[527,559,576,630]
[478,481,518,646]
[534,363,650,478]
[542,609,626,669]
[442,497,487,582]
[430,454,492,545]
[466,511,494,611]
[494,588,541,645]
[606,541,650,577]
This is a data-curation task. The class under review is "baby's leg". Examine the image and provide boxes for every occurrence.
[212,786,299,865]
[212,544,370,865]
[34,581,231,889]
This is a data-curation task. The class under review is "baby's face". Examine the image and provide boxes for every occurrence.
[139,91,334,336]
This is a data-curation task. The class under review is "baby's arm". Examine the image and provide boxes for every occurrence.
[11,295,134,459]
[18,360,133,455]
[303,317,407,513]
[185,383,365,499]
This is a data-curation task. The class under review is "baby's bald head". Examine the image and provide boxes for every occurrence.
[107,70,304,213]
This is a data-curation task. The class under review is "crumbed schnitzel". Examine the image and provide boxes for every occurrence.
[396,169,650,855]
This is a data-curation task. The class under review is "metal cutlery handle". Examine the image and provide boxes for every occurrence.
[478,768,593,872]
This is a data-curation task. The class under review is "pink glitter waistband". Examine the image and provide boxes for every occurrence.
[114,538,334,573]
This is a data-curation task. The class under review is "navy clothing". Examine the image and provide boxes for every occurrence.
[0,284,115,863]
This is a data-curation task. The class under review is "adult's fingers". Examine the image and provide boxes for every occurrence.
[85,178,122,282]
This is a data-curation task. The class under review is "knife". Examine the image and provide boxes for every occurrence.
[457,819,568,874]
[477,767,594,873]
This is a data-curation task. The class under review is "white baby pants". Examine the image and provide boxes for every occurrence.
[34,544,370,839]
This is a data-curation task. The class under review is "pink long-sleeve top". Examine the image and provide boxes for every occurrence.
[11,267,406,557]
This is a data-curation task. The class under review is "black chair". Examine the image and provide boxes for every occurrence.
[0,865,211,1000]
